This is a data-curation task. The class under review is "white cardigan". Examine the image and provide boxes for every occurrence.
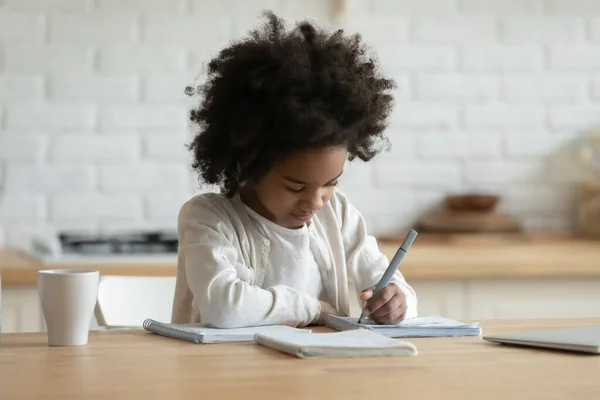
[171,189,418,328]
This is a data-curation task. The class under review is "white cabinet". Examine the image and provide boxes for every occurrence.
[467,280,600,320]
[412,281,467,320]
[413,279,600,321]
[2,286,46,333]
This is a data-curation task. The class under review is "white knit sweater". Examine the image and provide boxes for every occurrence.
[171,189,417,328]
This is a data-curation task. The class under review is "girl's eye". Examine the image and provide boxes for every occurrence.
[287,186,304,193]
[326,181,338,187]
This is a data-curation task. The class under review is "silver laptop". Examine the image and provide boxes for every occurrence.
[483,326,600,354]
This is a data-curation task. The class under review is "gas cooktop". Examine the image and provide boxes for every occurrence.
[58,231,178,256]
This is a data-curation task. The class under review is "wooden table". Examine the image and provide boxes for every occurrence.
[2,318,600,399]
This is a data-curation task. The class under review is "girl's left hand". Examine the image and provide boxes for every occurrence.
[359,283,407,325]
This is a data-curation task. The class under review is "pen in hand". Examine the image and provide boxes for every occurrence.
[357,229,418,324]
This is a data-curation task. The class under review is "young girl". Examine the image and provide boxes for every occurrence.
[171,11,417,329]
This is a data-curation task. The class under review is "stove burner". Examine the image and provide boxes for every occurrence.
[58,231,178,255]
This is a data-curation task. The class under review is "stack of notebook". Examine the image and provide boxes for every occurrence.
[142,315,479,359]
[142,318,419,358]
[324,315,482,337]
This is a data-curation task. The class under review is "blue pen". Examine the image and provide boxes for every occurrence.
[357,229,418,324]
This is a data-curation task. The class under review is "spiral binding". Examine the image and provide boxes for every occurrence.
[142,319,206,344]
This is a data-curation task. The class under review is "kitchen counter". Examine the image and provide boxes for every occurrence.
[2,232,600,333]
[0,249,177,285]
[379,233,600,280]
[2,233,599,285]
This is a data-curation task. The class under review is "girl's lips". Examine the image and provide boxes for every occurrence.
[292,213,313,221]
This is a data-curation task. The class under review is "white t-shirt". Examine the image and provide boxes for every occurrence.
[243,204,329,305]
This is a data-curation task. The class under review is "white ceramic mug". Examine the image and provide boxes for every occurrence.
[38,269,99,346]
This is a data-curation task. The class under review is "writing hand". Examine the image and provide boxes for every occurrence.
[360,283,407,325]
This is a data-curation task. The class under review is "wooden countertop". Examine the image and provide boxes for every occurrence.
[0,250,178,285]
[2,233,600,285]
[1,318,600,399]
[378,233,600,280]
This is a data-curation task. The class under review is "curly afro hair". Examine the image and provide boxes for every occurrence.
[187,11,396,197]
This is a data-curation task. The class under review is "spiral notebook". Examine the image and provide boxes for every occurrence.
[324,315,481,338]
[254,329,418,359]
[142,319,311,344]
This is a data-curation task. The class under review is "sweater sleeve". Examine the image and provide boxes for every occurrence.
[333,190,418,319]
[177,198,321,329]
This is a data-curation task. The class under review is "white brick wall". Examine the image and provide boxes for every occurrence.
[545,0,600,15]
[379,46,457,72]
[504,133,564,156]
[415,74,499,101]
[1,0,599,236]
[499,17,585,43]
[375,161,463,188]
[5,165,95,193]
[5,46,95,73]
[142,74,195,104]
[503,76,587,102]
[143,16,230,45]
[465,105,547,128]
[390,105,460,128]
[49,14,139,45]
[415,133,503,158]
[462,46,543,71]
[464,161,542,184]
[0,194,46,223]
[3,0,93,12]
[458,0,545,14]
[0,133,48,162]
[98,106,187,129]
[0,11,45,44]
[143,133,190,160]
[98,164,190,192]
[48,75,139,103]
[371,0,455,14]
[551,46,600,70]
[50,134,140,162]
[413,17,498,43]
[550,106,600,129]
[6,105,96,129]
[95,0,187,13]
[97,47,188,73]
[0,75,44,102]
[50,194,143,220]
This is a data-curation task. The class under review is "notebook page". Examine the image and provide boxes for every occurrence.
[328,315,478,329]
[166,323,310,336]
[398,316,479,328]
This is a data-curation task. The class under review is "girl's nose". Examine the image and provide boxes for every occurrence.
[301,190,324,212]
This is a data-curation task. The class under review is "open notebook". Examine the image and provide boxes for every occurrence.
[142,319,311,344]
[325,315,482,337]
[254,329,418,358]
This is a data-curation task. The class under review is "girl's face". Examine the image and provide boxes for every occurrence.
[241,146,347,229]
